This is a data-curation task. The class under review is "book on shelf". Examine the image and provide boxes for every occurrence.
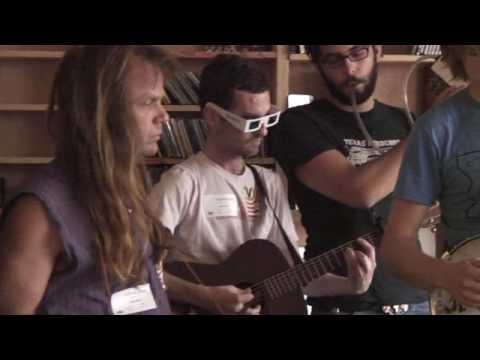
[288,45,307,54]
[156,117,274,163]
[157,118,207,159]
[200,45,273,53]
[412,45,442,56]
[424,57,468,109]
[164,71,201,105]
[177,119,194,157]
[162,121,182,158]
[431,57,466,87]
[174,72,199,105]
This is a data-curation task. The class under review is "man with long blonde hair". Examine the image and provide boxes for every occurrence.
[0,46,173,314]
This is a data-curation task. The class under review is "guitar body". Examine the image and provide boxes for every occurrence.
[431,234,480,315]
[165,239,308,315]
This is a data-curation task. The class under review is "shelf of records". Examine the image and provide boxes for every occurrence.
[289,53,437,63]
[0,104,201,113]
[163,71,200,106]
[289,44,441,61]
[0,116,273,166]
[0,71,203,111]
[0,45,441,61]
[0,47,276,61]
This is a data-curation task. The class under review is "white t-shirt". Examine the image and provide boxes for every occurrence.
[148,152,299,266]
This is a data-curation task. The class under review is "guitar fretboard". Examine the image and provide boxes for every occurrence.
[250,231,380,304]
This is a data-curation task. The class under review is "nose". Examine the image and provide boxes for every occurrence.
[155,103,170,125]
[341,58,358,77]
[258,124,268,137]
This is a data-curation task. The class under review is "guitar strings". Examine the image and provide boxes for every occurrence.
[167,230,380,310]
[251,212,439,303]
[250,232,378,304]
[249,232,378,298]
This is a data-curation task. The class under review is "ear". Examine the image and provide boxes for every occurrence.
[373,45,383,61]
[203,104,219,130]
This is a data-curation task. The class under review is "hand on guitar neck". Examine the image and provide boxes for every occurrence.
[303,238,376,297]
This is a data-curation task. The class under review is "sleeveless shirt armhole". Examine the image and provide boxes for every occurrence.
[10,192,76,269]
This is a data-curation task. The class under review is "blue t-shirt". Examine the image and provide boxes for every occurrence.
[395,88,480,250]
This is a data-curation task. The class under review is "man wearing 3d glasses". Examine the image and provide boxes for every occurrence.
[148,54,376,315]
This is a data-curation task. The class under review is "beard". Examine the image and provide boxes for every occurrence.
[320,60,378,107]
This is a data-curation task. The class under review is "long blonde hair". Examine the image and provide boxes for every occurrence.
[48,46,175,284]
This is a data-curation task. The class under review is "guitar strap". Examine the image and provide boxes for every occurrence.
[247,164,304,266]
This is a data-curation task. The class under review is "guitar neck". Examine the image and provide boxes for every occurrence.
[254,231,380,302]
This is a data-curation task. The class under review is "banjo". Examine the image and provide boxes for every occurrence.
[431,234,480,315]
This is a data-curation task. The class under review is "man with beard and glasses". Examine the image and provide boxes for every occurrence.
[270,45,431,315]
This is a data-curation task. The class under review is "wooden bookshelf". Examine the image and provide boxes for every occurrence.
[0,49,277,61]
[0,50,64,60]
[290,53,436,64]
[0,157,54,165]
[0,104,201,113]
[0,104,50,112]
[0,156,276,167]
[380,55,436,64]
[165,105,201,112]
[0,45,435,200]
[175,51,277,60]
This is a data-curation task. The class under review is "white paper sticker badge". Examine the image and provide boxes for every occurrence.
[204,194,240,218]
[111,284,157,315]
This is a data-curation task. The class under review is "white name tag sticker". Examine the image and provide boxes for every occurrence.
[204,194,239,218]
[111,283,157,315]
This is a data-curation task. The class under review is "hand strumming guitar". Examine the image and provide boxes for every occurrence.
[441,259,480,309]
[202,286,261,315]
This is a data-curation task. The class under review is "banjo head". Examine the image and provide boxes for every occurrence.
[431,235,480,315]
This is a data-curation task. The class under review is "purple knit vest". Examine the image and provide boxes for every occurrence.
[15,161,171,315]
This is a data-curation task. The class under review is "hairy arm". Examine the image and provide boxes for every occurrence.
[296,141,406,209]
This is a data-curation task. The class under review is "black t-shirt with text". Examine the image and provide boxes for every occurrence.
[270,99,428,310]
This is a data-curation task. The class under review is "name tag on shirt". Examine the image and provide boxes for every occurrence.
[204,194,239,218]
[111,284,157,315]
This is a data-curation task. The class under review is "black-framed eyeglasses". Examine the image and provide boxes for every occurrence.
[319,46,371,69]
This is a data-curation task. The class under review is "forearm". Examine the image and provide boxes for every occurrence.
[297,141,407,209]
[381,233,449,291]
[302,273,354,298]
[164,272,211,310]
[354,141,407,207]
